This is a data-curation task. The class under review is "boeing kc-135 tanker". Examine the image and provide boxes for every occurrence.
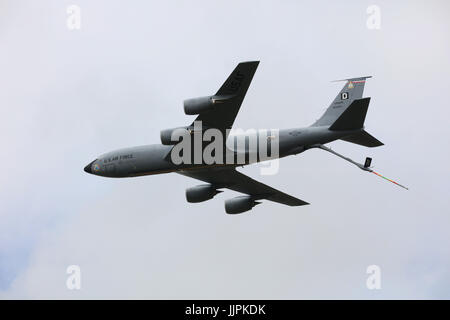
[84,62,407,214]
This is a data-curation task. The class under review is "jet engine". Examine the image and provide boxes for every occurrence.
[183,95,231,115]
[224,196,260,214]
[186,184,222,203]
[160,127,189,145]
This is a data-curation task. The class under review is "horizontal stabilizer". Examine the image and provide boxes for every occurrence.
[331,76,372,83]
[340,130,384,147]
[329,98,370,131]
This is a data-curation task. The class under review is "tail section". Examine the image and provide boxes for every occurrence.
[313,76,383,148]
[312,76,372,127]
[327,97,383,147]
[328,97,370,130]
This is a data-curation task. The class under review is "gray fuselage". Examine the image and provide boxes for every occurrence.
[84,126,360,178]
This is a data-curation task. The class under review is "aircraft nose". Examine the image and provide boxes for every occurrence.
[84,160,96,174]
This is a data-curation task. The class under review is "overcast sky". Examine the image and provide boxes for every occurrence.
[1,0,449,299]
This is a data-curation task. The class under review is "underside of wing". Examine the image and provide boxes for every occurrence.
[160,61,260,148]
[191,61,259,136]
[178,167,309,210]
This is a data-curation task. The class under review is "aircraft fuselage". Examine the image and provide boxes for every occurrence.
[84,126,360,178]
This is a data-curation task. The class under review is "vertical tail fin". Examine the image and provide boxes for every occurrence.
[312,76,372,127]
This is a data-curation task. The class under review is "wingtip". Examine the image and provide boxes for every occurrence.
[239,60,260,66]
[292,200,310,206]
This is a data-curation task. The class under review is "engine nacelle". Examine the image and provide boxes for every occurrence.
[160,127,189,145]
[186,184,221,203]
[183,96,215,115]
[183,95,232,115]
[225,196,260,214]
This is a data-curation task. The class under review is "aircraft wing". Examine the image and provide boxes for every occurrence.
[178,167,309,207]
[192,61,259,137]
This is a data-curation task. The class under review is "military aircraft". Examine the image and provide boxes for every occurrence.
[84,61,407,214]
